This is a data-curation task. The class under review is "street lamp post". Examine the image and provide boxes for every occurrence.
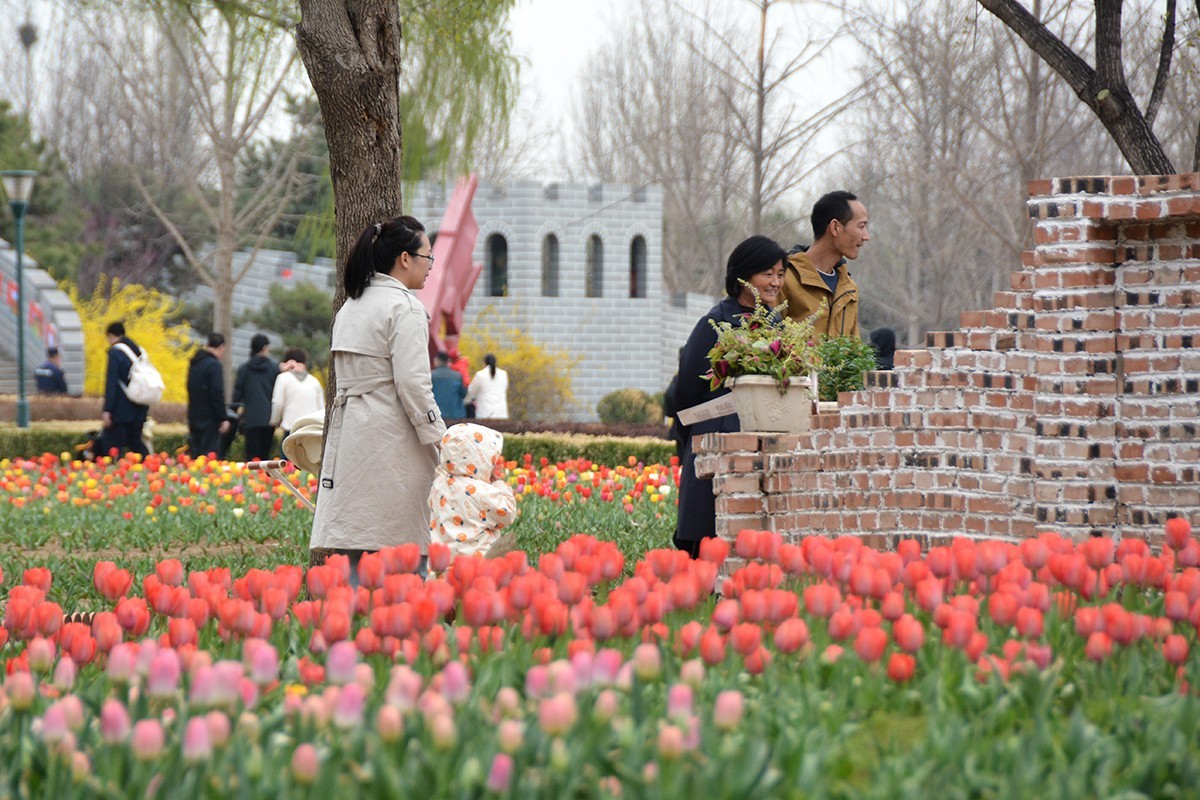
[1,170,37,429]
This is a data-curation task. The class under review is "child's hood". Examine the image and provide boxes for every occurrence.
[439,423,504,478]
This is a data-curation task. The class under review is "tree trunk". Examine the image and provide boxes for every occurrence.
[296,0,405,317]
[976,0,1174,175]
[297,0,406,412]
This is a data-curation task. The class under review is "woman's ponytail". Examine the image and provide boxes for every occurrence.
[485,353,497,379]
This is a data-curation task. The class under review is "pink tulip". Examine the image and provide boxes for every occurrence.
[385,666,423,711]
[206,711,232,747]
[52,657,77,691]
[524,665,549,698]
[666,684,693,721]
[325,640,358,685]
[100,699,131,743]
[291,743,320,783]
[6,671,35,710]
[439,661,471,703]
[632,644,661,680]
[377,705,404,742]
[537,693,578,736]
[247,643,279,686]
[712,690,744,731]
[430,712,457,750]
[26,636,54,672]
[498,719,525,753]
[182,717,212,762]
[679,659,706,688]
[38,702,70,743]
[658,724,685,760]
[486,753,514,792]
[131,719,165,761]
[333,683,366,729]
[146,650,181,699]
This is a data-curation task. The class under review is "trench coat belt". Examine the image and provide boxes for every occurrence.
[319,373,396,489]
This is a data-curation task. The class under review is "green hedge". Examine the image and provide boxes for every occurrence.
[502,432,675,467]
[0,425,676,467]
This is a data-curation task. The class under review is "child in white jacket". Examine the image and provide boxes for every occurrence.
[428,423,518,558]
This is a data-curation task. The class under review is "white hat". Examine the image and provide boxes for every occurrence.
[282,411,325,474]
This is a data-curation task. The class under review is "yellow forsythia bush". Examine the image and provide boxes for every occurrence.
[69,277,196,404]
[459,306,579,420]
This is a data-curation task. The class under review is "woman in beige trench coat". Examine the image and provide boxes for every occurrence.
[309,215,446,579]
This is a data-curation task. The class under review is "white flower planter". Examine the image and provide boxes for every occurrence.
[726,374,814,434]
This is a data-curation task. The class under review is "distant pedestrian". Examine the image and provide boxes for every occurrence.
[270,347,325,438]
[99,321,149,457]
[464,354,509,419]
[187,333,230,458]
[431,351,467,419]
[34,347,68,394]
[233,333,279,461]
[869,327,896,371]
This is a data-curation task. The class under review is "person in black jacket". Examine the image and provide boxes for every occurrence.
[100,321,150,457]
[187,333,231,458]
[672,235,788,558]
[232,333,279,460]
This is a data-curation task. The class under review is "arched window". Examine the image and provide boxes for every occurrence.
[629,236,647,298]
[585,234,604,298]
[541,234,560,297]
[487,234,508,297]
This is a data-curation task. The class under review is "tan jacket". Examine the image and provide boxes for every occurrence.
[780,249,862,338]
[310,273,446,553]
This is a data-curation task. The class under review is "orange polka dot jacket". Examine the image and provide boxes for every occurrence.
[428,423,517,557]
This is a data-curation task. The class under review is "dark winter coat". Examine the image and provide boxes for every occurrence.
[187,350,226,425]
[233,354,279,428]
[104,338,149,425]
[672,295,752,545]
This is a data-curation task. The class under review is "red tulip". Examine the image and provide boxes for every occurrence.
[1081,537,1115,570]
[1165,517,1193,551]
[886,652,915,682]
[155,559,184,587]
[892,614,925,653]
[729,623,761,656]
[987,593,1019,627]
[853,626,888,662]
[1085,631,1113,662]
[880,592,906,621]
[1015,607,1044,639]
[428,543,452,574]
[774,618,809,653]
[115,597,151,636]
[897,539,922,564]
[1162,634,1189,665]
[828,607,857,641]
[23,567,52,592]
[803,584,841,618]
[700,627,726,665]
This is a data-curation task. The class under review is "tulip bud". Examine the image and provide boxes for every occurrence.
[130,719,165,761]
[712,690,744,731]
[291,743,320,784]
[486,753,513,792]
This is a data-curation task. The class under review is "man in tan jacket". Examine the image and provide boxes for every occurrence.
[781,190,870,338]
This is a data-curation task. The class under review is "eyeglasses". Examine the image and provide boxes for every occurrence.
[412,252,435,267]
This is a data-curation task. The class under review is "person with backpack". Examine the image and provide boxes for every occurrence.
[101,321,151,457]
[186,333,231,459]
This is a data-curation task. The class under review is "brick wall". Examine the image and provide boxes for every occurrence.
[695,174,1200,547]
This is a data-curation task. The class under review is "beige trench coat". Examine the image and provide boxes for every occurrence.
[310,272,446,553]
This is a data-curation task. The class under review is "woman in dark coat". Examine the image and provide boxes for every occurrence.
[671,235,788,557]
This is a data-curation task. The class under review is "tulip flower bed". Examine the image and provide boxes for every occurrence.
[0,453,680,602]
[0,513,1198,797]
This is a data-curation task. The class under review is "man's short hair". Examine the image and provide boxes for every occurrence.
[207,332,226,349]
[434,351,450,366]
[106,321,125,338]
[250,333,270,355]
[812,191,858,240]
[46,347,59,358]
[283,347,308,365]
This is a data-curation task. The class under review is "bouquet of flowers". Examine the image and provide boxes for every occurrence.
[704,288,822,392]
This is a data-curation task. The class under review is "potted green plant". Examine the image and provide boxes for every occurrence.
[704,292,821,433]
[815,336,879,410]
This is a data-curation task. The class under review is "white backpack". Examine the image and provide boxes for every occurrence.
[113,343,165,406]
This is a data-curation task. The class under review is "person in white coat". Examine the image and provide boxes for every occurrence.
[270,347,326,438]
[309,215,446,577]
[464,354,510,419]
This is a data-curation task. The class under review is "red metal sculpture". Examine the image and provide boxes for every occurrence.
[418,174,483,360]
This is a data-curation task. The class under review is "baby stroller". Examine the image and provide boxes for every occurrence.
[245,410,324,512]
